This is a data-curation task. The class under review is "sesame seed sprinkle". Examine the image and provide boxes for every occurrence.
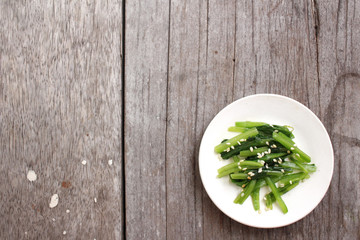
[273,159,277,162]
[241,193,245,197]
[281,169,285,173]
[238,166,242,169]
[237,141,241,145]
[274,130,279,132]
[290,180,293,184]
[243,168,247,171]
[226,142,231,145]
[266,141,269,145]
[231,146,235,150]
[250,147,254,152]
[240,160,244,162]
[290,147,295,150]
[226,148,230,152]
[258,168,263,173]
[268,148,271,153]
[254,146,257,149]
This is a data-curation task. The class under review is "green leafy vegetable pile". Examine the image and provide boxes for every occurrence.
[214,121,316,213]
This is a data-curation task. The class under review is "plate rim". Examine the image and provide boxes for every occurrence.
[198,93,334,228]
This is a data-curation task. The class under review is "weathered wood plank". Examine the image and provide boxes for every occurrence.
[124,0,169,239]
[0,1,123,239]
[317,0,360,239]
[165,0,207,239]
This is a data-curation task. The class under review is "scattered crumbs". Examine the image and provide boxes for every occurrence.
[49,194,59,208]
[25,232,27,235]
[108,159,113,166]
[81,160,87,165]
[52,218,56,222]
[27,170,37,182]
[61,181,71,188]
[66,209,70,213]
[63,231,67,235]
[94,197,97,203]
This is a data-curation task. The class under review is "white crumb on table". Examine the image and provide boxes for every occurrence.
[94,197,97,203]
[49,194,59,208]
[52,218,56,222]
[27,170,37,182]
[63,231,67,235]
[108,159,113,166]
[66,209,70,213]
[81,160,87,165]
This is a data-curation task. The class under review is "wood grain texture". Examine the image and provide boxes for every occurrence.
[1,0,360,239]
[317,0,360,239]
[124,0,169,239]
[0,0,123,239]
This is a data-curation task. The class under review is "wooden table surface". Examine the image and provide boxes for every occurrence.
[1,0,359,239]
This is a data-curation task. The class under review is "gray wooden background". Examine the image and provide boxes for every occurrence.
[1,0,359,239]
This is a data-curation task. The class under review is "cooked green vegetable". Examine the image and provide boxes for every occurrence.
[215,121,316,214]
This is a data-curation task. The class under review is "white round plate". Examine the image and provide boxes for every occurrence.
[199,94,334,228]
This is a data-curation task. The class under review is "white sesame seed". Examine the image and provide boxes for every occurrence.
[265,164,269,169]
[260,160,265,165]
[250,147,254,152]
[266,141,269,145]
[290,180,293,184]
[257,153,261,156]
[231,146,235,150]
[268,148,271,153]
[275,164,279,167]
[226,142,231,145]
[240,193,245,197]
[226,148,230,152]
[274,130,279,132]
[237,141,241,145]
[294,144,297,147]
[258,168,263,173]
[273,159,277,162]
[279,183,284,187]
[264,197,267,200]
[63,231,67,235]
[238,166,242,169]
[290,147,295,150]
[254,146,257,149]
[281,169,285,173]
[264,151,269,154]
[237,162,241,166]
[240,160,244,162]
[296,153,300,157]
[243,168,247,171]
[248,172,252,175]
[240,139,247,142]
[278,158,282,163]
